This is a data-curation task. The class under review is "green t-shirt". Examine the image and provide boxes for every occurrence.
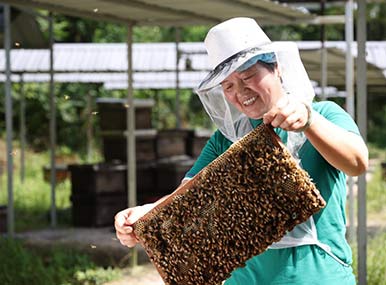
[185,101,361,284]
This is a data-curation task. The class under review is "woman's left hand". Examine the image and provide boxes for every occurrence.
[263,97,368,176]
[262,97,310,132]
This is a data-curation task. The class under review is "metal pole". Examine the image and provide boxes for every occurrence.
[356,0,367,284]
[345,0,355,243]
[49,12,57,227]
[320,0,327,100]
[86,92,93,162]
[4,3,14,237]
[154,89,159,129]
[321,46,328,100]
[175,27,181,129]
[20,74,26,183]
[127,22,137,268]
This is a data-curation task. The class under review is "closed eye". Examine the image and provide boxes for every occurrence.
[242,74,255,81]
[241,69,260,82]
[222,83,234,91]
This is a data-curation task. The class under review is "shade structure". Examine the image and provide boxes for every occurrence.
[298,41,386,91]
[0,0,318,244]
[0,1,371,282]
[0,0,316,26]
[1,41,385,91]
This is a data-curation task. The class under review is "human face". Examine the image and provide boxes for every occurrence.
[221,62,284,119]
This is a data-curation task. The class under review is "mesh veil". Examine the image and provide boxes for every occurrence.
[196,42,315,159]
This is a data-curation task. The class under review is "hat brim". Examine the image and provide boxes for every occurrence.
[197,43,276,93]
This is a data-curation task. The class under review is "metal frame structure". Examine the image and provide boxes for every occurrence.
[0,1,370,282]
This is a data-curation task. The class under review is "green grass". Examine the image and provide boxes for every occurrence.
[0,237,121,285]
[352,232,386,285]
[0,145,121,285]
[0,149,73,231]
[366,145,386,223]
[367,164,386,217]
[368,143,386,160]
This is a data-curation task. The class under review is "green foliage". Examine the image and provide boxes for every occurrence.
[0,238,121,285]
[3,3,385,151]
[367,164,386,215]
[36,13,209,43]
[351,232,386,285]
[0,237,50,285]
[368,100,386,149]
[0,146,73,231]
[72,267,121,285]
[368,2,386,40]
[368,144,386,160]
[265,2,386,41]
[143,89,212,130]
[0,78,214,153]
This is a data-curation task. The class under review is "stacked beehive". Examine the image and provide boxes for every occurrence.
[69,98,156,227]
[68,98,209,227]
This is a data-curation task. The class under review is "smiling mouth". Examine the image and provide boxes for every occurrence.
[243,96,257,106]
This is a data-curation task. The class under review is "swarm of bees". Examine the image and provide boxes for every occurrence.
[134,124,326,285]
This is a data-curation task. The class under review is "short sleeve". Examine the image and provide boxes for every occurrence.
[313,101,361,135]
[184,130,226,178]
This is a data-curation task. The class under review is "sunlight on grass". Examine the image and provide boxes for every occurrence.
[352,232,386,285]
[367,165,386,215]
[0,147,73,231]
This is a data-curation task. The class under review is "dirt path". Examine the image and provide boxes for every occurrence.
[104,263,164,285]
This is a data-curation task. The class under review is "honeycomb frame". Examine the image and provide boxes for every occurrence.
[134,124,326,285]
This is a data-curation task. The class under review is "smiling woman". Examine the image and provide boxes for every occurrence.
[221,61,283,120]
[115,17,368,285]
[196,36,316,144]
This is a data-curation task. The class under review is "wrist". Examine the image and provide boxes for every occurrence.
[296,102,313,132]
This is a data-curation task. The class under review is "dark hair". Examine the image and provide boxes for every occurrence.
[258,61,277,73]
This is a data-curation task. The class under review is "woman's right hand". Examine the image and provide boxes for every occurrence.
[114,205,152,247]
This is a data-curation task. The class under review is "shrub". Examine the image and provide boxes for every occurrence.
[0,237,121,285]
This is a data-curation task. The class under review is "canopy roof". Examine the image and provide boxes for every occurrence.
[0,0,316,26]
[299,41,386,88]
[1,41,385,92]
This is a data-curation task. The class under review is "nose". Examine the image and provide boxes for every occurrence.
[235,79,250,96]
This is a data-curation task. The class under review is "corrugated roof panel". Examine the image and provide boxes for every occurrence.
[367,42,386,69]
[1,41,385,88]
[0,0,317,26]
[297,41,386,71]
[140,0,314,25]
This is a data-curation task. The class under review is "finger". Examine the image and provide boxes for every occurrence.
[291,120,308,131]
[126,207,146,225]
[279,113,300,130]
[115,224,134,235]
[119,236,138,247]
[263,113,273,125]
[270,113,285,128]
[271,108,293,127]
[116,231,138,245]
[115,209,130,226]
[263,110,276,125]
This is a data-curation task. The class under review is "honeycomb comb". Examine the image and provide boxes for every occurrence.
[134,124,325,285]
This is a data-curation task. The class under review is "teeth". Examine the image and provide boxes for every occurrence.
[243,97,256,106]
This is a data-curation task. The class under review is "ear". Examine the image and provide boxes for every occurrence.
[274,64,283,83]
